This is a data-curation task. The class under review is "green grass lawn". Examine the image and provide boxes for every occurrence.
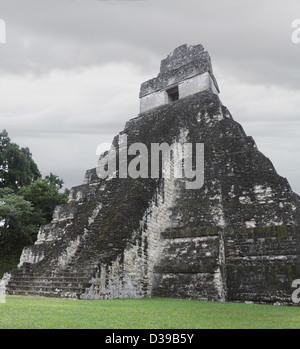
[0,296,300,329]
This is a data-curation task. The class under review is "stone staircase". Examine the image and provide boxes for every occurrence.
[6,263,92,298]
[152,227,226,301]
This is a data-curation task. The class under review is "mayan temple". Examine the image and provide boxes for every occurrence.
[2,44,300,304]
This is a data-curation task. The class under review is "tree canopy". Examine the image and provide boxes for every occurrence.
[0,130,40,190]
[0,188,35,251]
[0,130,69,252]
[19,174,69,223]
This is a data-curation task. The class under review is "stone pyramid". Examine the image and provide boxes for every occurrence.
[3,44,300,304]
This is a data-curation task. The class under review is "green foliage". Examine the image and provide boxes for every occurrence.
[0,188,36,251]
[0,129,40,190]
[19,175,69,223]
[0,247,23,278]
[0,130,69,253]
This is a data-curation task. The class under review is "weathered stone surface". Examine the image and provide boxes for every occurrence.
[3,44,300,305]
[139,44,219,113]
[140,44,219,97]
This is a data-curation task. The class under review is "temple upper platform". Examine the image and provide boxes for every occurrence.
[139,44,220,113]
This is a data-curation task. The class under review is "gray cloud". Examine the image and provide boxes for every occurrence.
[0,0,299,193]
[2,0,300,82]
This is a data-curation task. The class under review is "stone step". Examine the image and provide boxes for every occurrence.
[7,274,89,282]
[157,235,220,267]
[152,270,221,301]
[161,227,220,239]
[6,283,89,293]
[6,288,84,299]
[7,277,90,286]
[5,262,95,299]
[153,264,218,274]
[6,276,91,299]
[7,280,89,288]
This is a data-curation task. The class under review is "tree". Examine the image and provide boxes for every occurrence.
[0,188,36,251]
[0,129,40,190]
[45,172,64,190]
[19,175,69,224]
[0,176,69,252]
[0,130,69,252]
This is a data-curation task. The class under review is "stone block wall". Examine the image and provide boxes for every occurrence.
[139,44,219,113]
[152,227,226,301]
[151,225,300,305]
[225,225,300,304]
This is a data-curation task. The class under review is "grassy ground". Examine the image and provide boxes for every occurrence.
[0,296,300,329]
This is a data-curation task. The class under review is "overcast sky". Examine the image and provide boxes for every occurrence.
[0,0,300,195]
